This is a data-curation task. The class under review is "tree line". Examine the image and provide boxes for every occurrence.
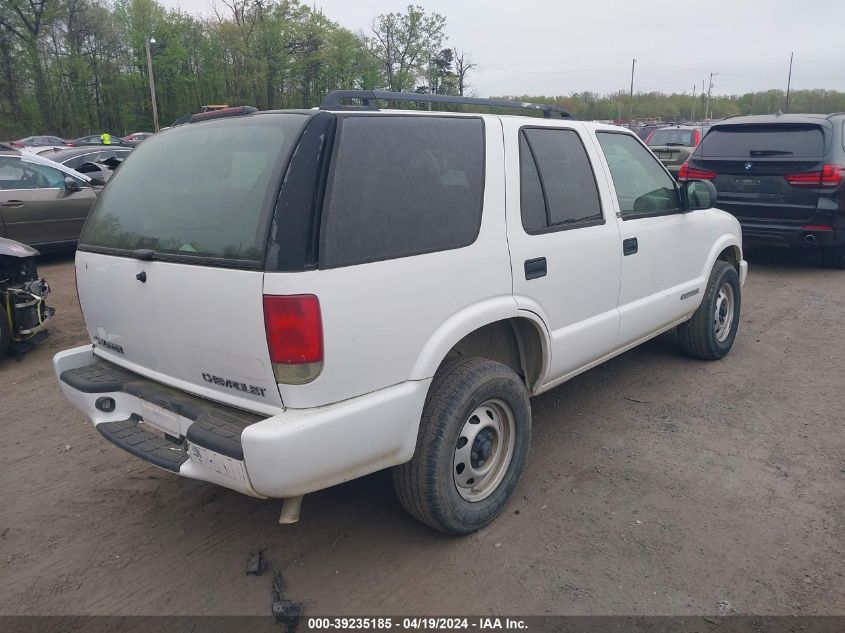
[1,0,843,139]
[0,1,476,138]
[496,89,845,123]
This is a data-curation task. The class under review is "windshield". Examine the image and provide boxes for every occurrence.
[697,124,825,158]
[79,113,308,266]
[648,129,695,147]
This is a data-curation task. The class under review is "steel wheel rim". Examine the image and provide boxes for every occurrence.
[714,282,735,342]
[453,399,516,502]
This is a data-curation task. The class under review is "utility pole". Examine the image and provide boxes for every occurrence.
[629,58,636,123]
[145,37,160,132]
[785,51,794,113]
[691,84,697,122]
[704,72,716,123]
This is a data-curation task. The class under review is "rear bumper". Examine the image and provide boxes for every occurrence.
[54,345,430,498]
[740,222,845,248]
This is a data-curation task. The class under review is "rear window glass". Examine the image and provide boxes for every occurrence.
[648,129,695,146]
[79,114,308,266]
[320,116,485,268]
[698,125,824,158]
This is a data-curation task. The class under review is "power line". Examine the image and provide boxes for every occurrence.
[487,62,627,75]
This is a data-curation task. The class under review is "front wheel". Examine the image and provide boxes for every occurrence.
[678,260,741,360]
[392,357,531,535]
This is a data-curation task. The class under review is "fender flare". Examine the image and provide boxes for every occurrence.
[702,233,742,281]
[408,296,551,382]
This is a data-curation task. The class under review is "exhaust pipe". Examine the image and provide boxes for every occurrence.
[804,233,817,245]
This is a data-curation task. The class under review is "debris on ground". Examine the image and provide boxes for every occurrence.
[716,599,736,615]
[272,569,303,633]
[246,549,266,576]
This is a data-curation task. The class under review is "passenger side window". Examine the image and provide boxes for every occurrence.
[596,132,681,218]
[321,116,485,268]
[519,128,603,232]
[0,158,65,189]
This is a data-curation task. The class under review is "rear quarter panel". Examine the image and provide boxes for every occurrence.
[262,117,514,409]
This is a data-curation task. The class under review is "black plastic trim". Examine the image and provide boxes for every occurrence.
[265,112,337,272]
[97,415,188,472]
[61,359,261,461]
[524,257,547,279]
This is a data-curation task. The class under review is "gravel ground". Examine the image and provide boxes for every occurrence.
[0,247,842,616]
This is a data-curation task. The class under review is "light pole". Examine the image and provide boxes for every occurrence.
[704,72,717,124]
[145,37,160,132]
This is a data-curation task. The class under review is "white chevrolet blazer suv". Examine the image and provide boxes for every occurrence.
[54,91,747,534]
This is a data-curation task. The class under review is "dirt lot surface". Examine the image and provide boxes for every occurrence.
[1,249,843,617]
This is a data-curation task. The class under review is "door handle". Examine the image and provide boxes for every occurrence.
[524,257,547,280]
[1,200,24,208]
[623,237,638,256]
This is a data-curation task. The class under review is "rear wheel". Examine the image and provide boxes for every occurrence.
[0,305,11,357]
[392,357,531,535]
[821,244,845,269]
[678,261,740,360]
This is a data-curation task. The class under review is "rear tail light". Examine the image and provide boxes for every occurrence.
[263,294,323,384]
[801,225,833,231]
[693,129,701,146]
[784,164,844,188]
[678,161,717,181]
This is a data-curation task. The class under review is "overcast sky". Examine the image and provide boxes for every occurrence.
[158,0,845,97]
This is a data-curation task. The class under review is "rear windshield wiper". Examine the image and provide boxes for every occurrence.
[749,149,793,156]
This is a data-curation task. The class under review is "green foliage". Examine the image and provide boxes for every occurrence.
[0,0,387,136]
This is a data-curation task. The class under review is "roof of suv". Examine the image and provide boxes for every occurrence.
[714,113,844,127]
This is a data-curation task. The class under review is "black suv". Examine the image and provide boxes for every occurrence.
[679,113,845,267]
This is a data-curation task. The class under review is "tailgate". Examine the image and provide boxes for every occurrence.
[76,250,283,413]
[695,123,827,222]
[703,158,823,221]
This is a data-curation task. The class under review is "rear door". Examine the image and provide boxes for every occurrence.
[693,123,827,221]
[75,112,313,414]
[505,120,622,381]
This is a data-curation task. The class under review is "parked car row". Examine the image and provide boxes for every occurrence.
[8,131,154,149]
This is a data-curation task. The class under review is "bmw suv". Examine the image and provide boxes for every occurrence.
[679,113,845,267]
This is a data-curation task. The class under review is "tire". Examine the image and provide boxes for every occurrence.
[0,304,11,357]
[392,357,531,535]
[678,260,741,360]
[821,244,845,269]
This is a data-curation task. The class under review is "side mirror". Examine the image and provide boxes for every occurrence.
[682,179,717,211]
[64,176,82,192]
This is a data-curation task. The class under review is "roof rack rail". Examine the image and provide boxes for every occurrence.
[319,90,574,119]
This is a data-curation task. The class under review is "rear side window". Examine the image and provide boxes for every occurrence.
[320,116,485,268]
[519,128,603,232]
[698,125,825,158]
[79,114,308,266]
